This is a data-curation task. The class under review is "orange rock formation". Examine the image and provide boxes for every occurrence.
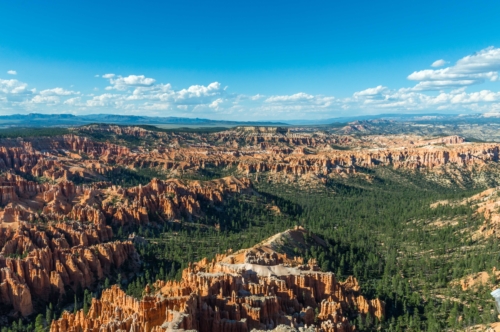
[0,172,251,230]
[0,127,497,189]
[51,228,384,332]
[0,220,139,316]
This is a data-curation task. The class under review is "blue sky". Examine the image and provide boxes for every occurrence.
[1,1,500,120]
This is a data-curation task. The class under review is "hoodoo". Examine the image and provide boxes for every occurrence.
[51,227,384,332]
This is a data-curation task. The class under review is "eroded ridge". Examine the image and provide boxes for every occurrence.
[51,227,384,332]
[0,130,497,187]
[0,221,140,316]
[0,172,251,229]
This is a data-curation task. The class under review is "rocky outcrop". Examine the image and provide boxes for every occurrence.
[51,228,384,332]
[432,186,500,239]
[0,221,139,317]
[451,267,500,291]
[51,285,169,332]
[0,130,496,189]
[0,175,251,230]
[68,129,499,180]
[0,267,33,316]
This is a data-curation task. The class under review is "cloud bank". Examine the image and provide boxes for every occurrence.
[408,47,500,90]
[2,46,500,120]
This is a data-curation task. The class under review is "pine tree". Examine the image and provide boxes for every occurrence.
[448,302,459,328]
[366,312,373,327]
[46,303,53,326]
[74,294,78,314]
[336,267,342,279]
[357,314,364,331]
[321,260,330,272]
[83,289,92,315]
[34,314,44,332]
[169,263,176,279]
[104,277,110,289]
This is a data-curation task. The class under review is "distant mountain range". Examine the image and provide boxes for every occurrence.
[0,112,498,127]
[0,113,286,127]
[285,113,492,125]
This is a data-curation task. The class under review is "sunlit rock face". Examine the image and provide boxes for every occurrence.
[0,221,140,317]
[51,227,384,332]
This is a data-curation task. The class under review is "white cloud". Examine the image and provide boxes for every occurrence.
[452,47,500,74]
[86,93,121,107]
[209,98,224,109]
[408,46,500,90]
[408,69,497,83]
[353,85,389,98]
[0,79,31,95]
[73,79,233,115]
[410,80,477,91]
[31,95,60,104]
[349,85,500,113]
[431,59,448,67]
[102,73,115,79]
[40,88,79,96]
[444,90,500,104]
[256,93,337,117]
[64,97,81,105]
[176,82,221,100]
[266,92,314,103]
[7,70,17,75]
[107,74,156,90]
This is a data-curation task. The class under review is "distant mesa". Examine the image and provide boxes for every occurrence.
[235,126,289,134]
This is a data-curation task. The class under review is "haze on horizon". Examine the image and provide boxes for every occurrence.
[1,1,500,121]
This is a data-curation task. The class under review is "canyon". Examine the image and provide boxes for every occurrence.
[70,127,500,183]
[0,124,499,331]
